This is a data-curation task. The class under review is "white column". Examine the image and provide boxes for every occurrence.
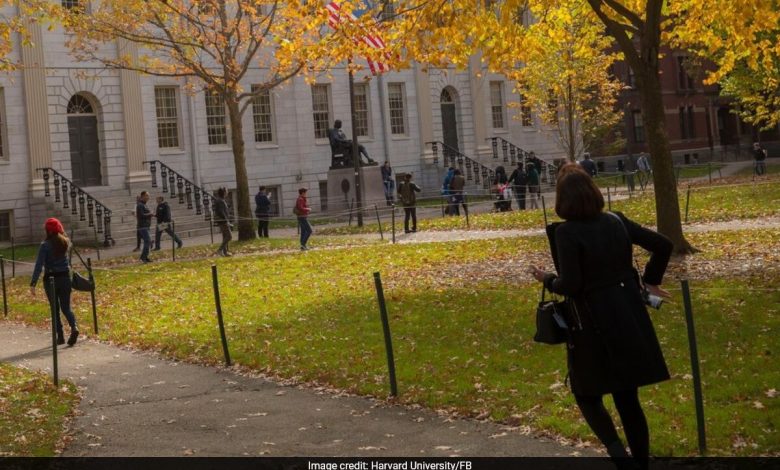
[117,39,150,187]
[21,21,52,191]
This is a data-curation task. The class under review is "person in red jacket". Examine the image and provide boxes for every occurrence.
[295,188,312,251]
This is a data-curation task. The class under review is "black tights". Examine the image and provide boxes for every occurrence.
[575,388,649,464]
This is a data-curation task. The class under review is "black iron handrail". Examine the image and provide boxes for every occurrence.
[37,168,115,246]
[425,141,496,190]
[488,136,557,185]
[143,160,215,222]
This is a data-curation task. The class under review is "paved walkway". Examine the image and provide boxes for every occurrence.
[0,322,588,457]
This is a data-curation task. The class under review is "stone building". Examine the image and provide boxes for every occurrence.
[0,6,565,245]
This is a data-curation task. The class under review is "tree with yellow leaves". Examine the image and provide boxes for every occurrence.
[59,0,343,241]
[0,1,50,71]
[384,0,778,254]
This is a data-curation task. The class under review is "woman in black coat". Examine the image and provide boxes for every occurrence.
[530,163,673,468]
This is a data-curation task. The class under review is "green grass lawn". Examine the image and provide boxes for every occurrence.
[733,163,780,177]
[0,364,79,456]
[0,244,39,263]
[4,232,778,456]
[318,180,780,236]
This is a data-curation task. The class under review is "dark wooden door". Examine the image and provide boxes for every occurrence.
[68,115,102,186]
[441,102,459,151]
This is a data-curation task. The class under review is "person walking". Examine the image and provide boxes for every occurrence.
[508,162,528,210]
[753,142,768,177]
[442,167,455,215]
[448,168,466,216]
[213,188,232,257]
[153,195,183,251]
[136,191,154,263]
[255,186,271,238]
[579,152,598,177]
[636,153,651,188]
[295,188,313,250]
[398,173,421,233]
[131,194,142,252]
[29,218,79,346]
[529,163,673,469]
[381,162,395,206]
[527,164,540,209]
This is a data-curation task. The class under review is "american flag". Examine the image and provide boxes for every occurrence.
[325,1,389,75]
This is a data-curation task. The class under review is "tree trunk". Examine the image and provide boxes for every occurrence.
[567,78,576,162]
[226,97,255,241]
[638,69,695,254]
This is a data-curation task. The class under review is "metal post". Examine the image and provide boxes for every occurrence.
[1,256,6,317]
[373,272,397,397]
[681,279,707,455]
[441,195,446,217]
[49,277,59,386]
[708,162,712,185]
[209,221,214,245]
[348,60,364,227]
[10,237,15,277]
[348,198,355,226]
[374,205,384,241]
[607,187,612,211]
[391,206,396,244]
[211,265,231,366]
[541,195,548,227]
[685,185,692,224]
[172,221,176,262]
[87,258,98,335]
[464,193,470,228]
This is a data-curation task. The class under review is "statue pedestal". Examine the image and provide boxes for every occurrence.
[327,165,386,215]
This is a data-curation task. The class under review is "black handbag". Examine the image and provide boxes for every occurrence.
[534,286,569,345]
[71,271,95,292]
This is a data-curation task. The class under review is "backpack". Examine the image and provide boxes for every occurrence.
[292,205,302,216]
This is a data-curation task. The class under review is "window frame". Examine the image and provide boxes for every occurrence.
[154,86,182,150]
[205,91,228,146]
[353,82,372,138]
[632,110,645,143]
[489,81,506,129]
[251,85,276,144]
[311,84,332,140]
[0,210,12,242]
[387,82,407,136]
[0,88,7,161]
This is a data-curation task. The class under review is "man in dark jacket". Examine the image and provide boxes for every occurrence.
[397,173,421,233]
[153,195,183,251]
[255,186,271,238]
[213,188,232,257]
[508,162,528,210]
[136,191,154,263]
[579,152,598,177]
[448,169,466,216]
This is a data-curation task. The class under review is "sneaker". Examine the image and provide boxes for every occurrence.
[132,247,140,252]
[411,229,417,233]
[177,242,183,249]
[300,245,308,251]
[141,258,152,263]
[224,251,233,257]
[67,329,79,346]
[152,247,161,251]
[56,333,65,345]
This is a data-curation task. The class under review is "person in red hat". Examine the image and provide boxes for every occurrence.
[30,218,79,346]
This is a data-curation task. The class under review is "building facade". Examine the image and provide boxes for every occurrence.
[598,47,779,169]
[0,6,565,244]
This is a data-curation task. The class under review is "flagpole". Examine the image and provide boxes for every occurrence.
[348,58,364,227]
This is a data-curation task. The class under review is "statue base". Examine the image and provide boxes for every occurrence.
[327,165,386,215]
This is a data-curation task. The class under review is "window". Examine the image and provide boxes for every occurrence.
[319,181,328,212]
[679,105,696,139]
[677,56,695,90]
[520,93,533,127]
[154,87,180,149]
[311,84,331,139]
[62,0,84,10]
[251,86,275,143]
[0,211,10,242]
[205,92,228,145]
[266,186,280,217]
[546,90,559,124]
[387,83,407,135]
[632,110,645,143]
[380,1,395,20]
[353,83,371,137]
[0,88,6,160]
[490,81,505,129]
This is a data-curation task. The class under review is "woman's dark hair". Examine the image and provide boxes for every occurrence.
[46,232,70,257]
[298,188,308,195]
[555,163,604,220]
[216,187,226,198]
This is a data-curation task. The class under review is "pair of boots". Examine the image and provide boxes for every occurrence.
[57,328,79,346]
[607,441,647,470]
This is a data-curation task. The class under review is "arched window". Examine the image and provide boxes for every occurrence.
[440,88,454,104]
[67,95,94,115]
